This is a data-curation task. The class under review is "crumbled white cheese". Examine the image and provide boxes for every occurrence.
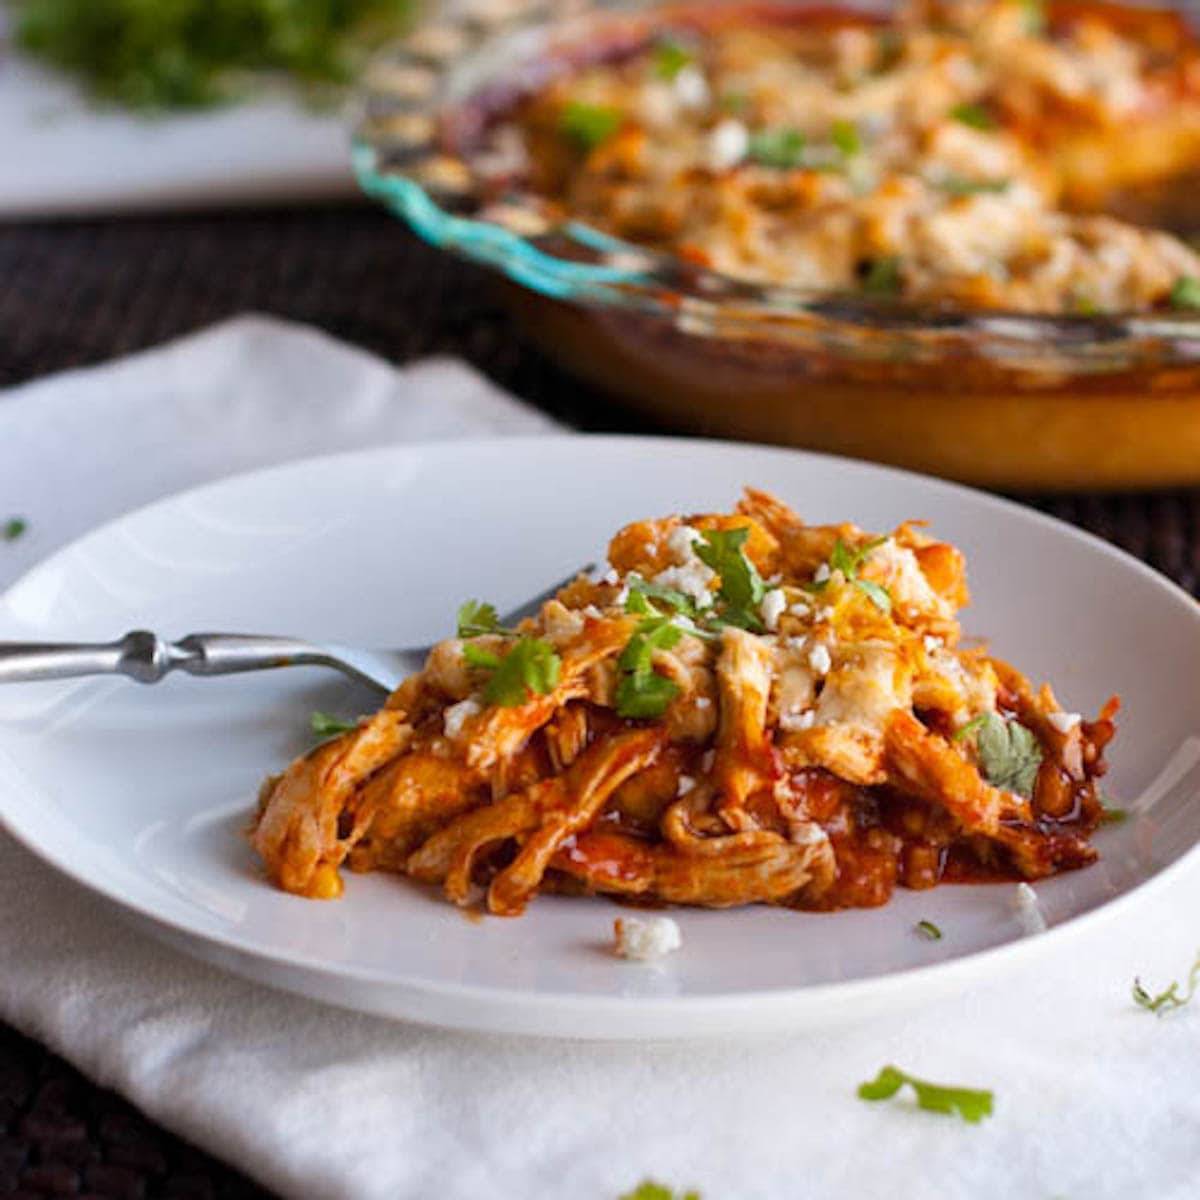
[615,585,630,606]
[1013,883,1047,935]
[676,774,695,796]
[602,567,620,585]
[673,64,710,109]
[666,524,706,560]
[700,749,716,772]
[808,642,833,676]
[671,614,700,634]
[813,562,831,584]
[780,709,817,732]
[788,602,811,619]
[653,562,716,608]
[923,635,943,653]
[613,916,682,961]
[708,118,749,170]
[582,604,604,620]
[443,697,482,740]
[760,588,787,632]
[816,606,835,622]
[695,696,712,710]
[1047,711,1082,734]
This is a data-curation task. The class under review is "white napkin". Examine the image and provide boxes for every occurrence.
[1,317,1198,1200]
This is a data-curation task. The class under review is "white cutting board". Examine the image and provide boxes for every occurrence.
[0,53,361,219]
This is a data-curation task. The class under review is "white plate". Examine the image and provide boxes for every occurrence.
[1,436,1198,1040]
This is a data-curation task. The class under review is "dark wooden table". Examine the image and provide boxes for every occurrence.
[2,205,1199,1199]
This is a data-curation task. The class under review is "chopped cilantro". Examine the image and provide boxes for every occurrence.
[915,919,943,941]
[624,574,701,620]
[695,527,767,630]
[934,174,1011,197]
[1133,951,1200,1016]
[950,102,994,130]
[747,126,806,169]
[616,618,683,719]
[465,637,561,707]
[561,101,623,151]
[830,119,862,157]
[720,90,748,113]
[1100,805,1129,825]
[2,517,27,543]
[1169,276,1200,311]
[619,1182,701,1200]
[863,256,903,295]
[652,37,693,80]
[311,711,358,740]
[857,1064,994,1123]
[955,712,1043,798]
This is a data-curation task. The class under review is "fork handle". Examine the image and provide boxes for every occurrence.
[0,632,335,685]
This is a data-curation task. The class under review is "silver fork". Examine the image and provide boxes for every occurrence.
[0,567,590,697]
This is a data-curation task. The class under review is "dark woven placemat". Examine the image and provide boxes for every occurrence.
[1,204,1199,1197]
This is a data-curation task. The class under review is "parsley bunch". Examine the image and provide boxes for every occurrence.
[14,0,413,111]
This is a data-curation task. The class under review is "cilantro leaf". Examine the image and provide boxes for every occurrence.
[695,527,767,631]
[934,174,1010,197]
[747,126,806,169]
[1099,805,1129,825]
[619,1182,701,1200]
[863,256,902,295]
[950,102,994,130]
[464,637,561,706]
[653,38,693,80]
[915,919,943,941]
[1170,276,1200,311]
[857,1065,993,1123]
[1020,0,1047,35]
[811,537,892,612]
[854,578,892,614]
[456,599,509,638]
[311,711,358,740]
[956,712,1043,797]
[830,119,862,157]
[616,618,683,719]
[561,101,622,150]
[2,517,27,543]
[1132,951,1200,1016]
[624,574,700,620]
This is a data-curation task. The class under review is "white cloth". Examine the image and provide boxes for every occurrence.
[0,317,1198,1200]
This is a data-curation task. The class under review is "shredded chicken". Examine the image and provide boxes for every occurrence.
[251,488,1117,914]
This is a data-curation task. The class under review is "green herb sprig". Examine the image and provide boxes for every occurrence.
[619,1182,701,1200]
[806,537,892,614]
[950,102,995,130]
[1170,276,1200,311]
[652,37,693,80]
[857,1064,994,1123]
[615,618,684,718]
[953,712,1043,798]
[747,126,806,169]
[694,527,767,630]
[934,174,1011,197]
[863,256,903,296]
[311,711,358,740]
[463,637,561,707]
[915,919,943,941]
[2,517,27,543]
[1133,951,1200,1016]
[456,600,513,639]
[561,101,623,150]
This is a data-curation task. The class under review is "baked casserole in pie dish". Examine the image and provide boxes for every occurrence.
[354,0,1200,488]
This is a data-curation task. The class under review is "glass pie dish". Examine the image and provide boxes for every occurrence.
[352,0,1200,490]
